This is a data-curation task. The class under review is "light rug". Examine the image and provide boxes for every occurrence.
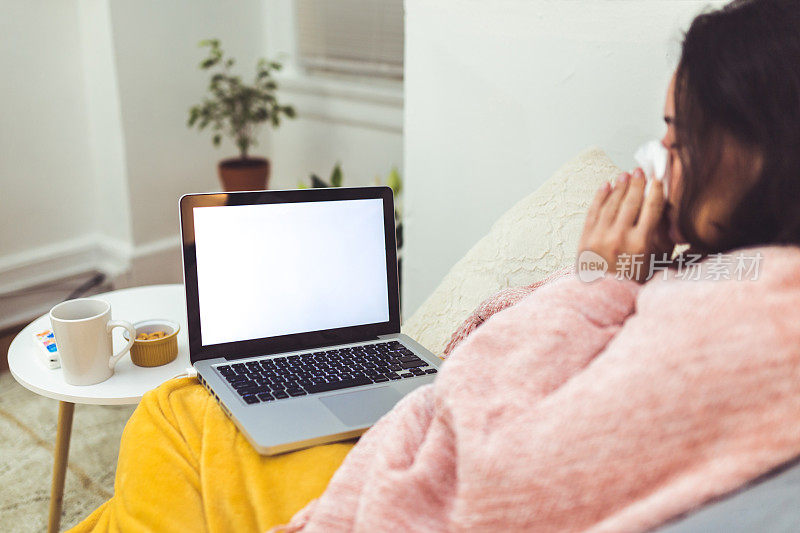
[0,372,134,532]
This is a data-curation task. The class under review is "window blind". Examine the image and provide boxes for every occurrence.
[294,0,404,79]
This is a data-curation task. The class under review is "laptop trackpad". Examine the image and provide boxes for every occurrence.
[320,386,402,427]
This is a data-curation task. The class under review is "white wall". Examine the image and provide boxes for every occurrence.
[0,0,271,323]
[77,0,134,286]
[268,79,403,191]
[0,1,95,283]
[108,0,267,248]
[402,0,726,315]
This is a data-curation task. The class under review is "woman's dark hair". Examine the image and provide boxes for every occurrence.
[675,0,800,252]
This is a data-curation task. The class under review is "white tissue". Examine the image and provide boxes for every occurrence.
[634,140,669,196]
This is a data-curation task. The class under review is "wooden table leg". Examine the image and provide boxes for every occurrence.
[48,401,75,533]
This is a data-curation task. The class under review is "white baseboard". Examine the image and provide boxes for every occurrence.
[0,272,114,332]
[0,234,181,330]
[113,236,182,289]
[0,235,109,295]
[96,235,134,277]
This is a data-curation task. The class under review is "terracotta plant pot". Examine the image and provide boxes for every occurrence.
[218,157,270,191]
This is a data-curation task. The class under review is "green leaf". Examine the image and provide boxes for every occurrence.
[189,39,294,150]
[387,167,402,195]
[330,163,343,188]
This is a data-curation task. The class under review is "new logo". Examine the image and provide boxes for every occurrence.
[577,250,608,283]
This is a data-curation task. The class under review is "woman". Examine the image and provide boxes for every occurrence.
[70,0,800,531]
[583,0,800,278]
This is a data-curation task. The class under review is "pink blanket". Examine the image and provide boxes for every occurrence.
[276,245,800,532]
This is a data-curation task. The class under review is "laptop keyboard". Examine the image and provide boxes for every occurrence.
[215,340,438,405]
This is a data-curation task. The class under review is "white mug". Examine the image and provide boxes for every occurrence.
[49,298,136,386]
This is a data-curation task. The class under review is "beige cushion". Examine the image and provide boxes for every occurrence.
[401,147,622,355]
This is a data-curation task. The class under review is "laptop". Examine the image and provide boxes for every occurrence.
[179,186,441,455]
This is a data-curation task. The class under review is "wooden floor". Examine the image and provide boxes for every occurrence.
[0,324,24,374]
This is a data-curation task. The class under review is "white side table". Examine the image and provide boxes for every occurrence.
[7,284,189,533]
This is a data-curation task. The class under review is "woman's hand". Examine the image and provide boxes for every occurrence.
[578,168,673,283]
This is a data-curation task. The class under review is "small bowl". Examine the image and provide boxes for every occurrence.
[124,320,180,367]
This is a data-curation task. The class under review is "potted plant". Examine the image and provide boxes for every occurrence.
[188,39,296,191]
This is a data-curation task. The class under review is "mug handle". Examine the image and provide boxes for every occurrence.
[107,320,137,369]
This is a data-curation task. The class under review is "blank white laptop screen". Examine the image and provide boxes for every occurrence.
[192,199,390,346]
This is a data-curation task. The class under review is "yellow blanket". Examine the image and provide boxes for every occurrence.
[68,378,355,533]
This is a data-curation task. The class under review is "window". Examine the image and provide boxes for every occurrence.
[294,0,404,79]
